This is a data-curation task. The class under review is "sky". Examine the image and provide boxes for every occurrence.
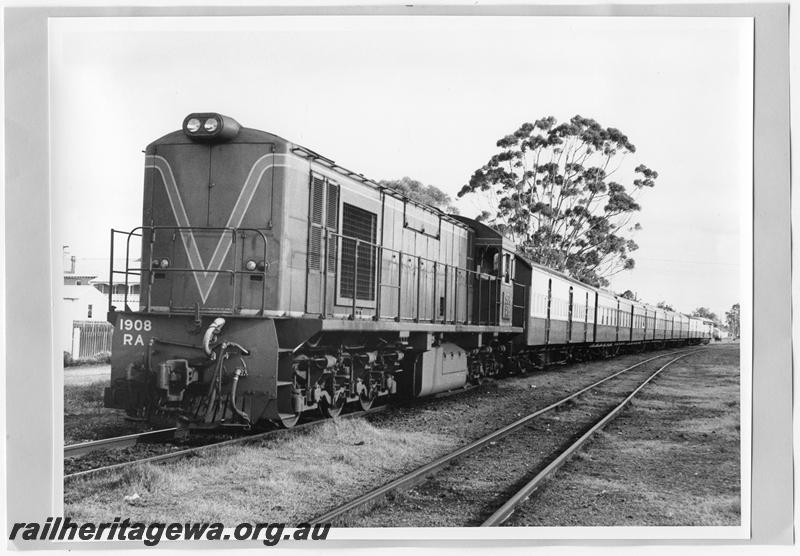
[49,15,752,319]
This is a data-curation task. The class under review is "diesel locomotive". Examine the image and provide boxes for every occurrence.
[104,113,712,432]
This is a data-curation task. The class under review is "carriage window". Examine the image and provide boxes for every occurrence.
[340,203,377,301]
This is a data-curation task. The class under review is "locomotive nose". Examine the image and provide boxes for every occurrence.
[182,112,241,142]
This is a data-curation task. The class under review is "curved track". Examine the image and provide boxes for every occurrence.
[308,349,701,525]
[481,350,698,526]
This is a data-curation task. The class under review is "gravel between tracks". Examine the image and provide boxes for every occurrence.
[64,380,154,444]
[504,344,740,526]
[64,348,707,523]
[348,353,686,527]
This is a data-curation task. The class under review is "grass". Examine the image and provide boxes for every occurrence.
[65,417,460,523]
[64,381,109,415]
[65,345,741,526]
[64,351,111,367]
[506,345,741,527]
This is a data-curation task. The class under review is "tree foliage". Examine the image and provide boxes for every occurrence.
[618,290,638,301]
[457,115,657,287]
[725,303,740,338]
[691,307,719,323]
[380,177,459,214]
[656,301,674,311]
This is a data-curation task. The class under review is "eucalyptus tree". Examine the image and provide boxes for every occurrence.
[725,303,740,337]
[457,115,658,287]
[379,177,460,215]
[692,307,719,323]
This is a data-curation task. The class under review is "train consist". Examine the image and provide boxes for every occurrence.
[104,113,712,431]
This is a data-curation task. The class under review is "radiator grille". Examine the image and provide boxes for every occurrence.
[340,203,376,301]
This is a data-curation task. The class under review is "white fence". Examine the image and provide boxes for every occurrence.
[71,320,113,360]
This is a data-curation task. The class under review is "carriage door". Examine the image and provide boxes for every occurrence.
[566,286,574,342]
[499,251,514,326]
[305,173,339,316]
[584,291,589,342]
[545,279,553,344]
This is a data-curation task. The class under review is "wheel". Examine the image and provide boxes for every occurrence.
[320,391,345,418]
[277,412,301,428]
[359,389,377,411]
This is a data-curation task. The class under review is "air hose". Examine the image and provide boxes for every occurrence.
[203,317,226,357]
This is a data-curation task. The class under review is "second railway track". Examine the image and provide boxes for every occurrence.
[65,348,698,494]
[309,349,702,526]
[64,405,390,482]
[64,379,482,480]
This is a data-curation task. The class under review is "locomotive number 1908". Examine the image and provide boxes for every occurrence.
[119,318,152,346]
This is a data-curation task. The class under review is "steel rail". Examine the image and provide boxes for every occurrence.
[64,428,178,459]
[64,380,477,467]
[309,348,695,524]
[64,405,389,483]
[480,350,701,526]
[64,379,482,481]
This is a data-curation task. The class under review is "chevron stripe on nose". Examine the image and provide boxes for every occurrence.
[145,153,288,304]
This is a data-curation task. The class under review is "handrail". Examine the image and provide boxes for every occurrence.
[321,229,524,325]
[108,226,270,316]
[110,222,526,327]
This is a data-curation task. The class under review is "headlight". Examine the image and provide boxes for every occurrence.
[186,118,201,133]
[256,260,266,271]
[182,113,240,142]
[245,260,257,271]
[160,258,170,269]
[151,259,161,269]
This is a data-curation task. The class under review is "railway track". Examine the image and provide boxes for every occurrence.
[308,349,702,526]
[481,350,697,526]
[64,428,177,458]
[64,405,391,482]
[63,374,488,481]
[65,348,696,489]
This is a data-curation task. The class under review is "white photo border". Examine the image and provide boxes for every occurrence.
[2,1,789,549]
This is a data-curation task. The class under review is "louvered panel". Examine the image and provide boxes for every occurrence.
[340,203,377,301]
[311,175,324,224]
[326,182,339,229]
[308,174,325,270]
[326,182,339,272]
[308,227,321,270]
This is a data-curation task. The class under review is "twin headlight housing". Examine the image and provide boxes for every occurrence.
[182,113,240,142]
[245,259,266,272]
